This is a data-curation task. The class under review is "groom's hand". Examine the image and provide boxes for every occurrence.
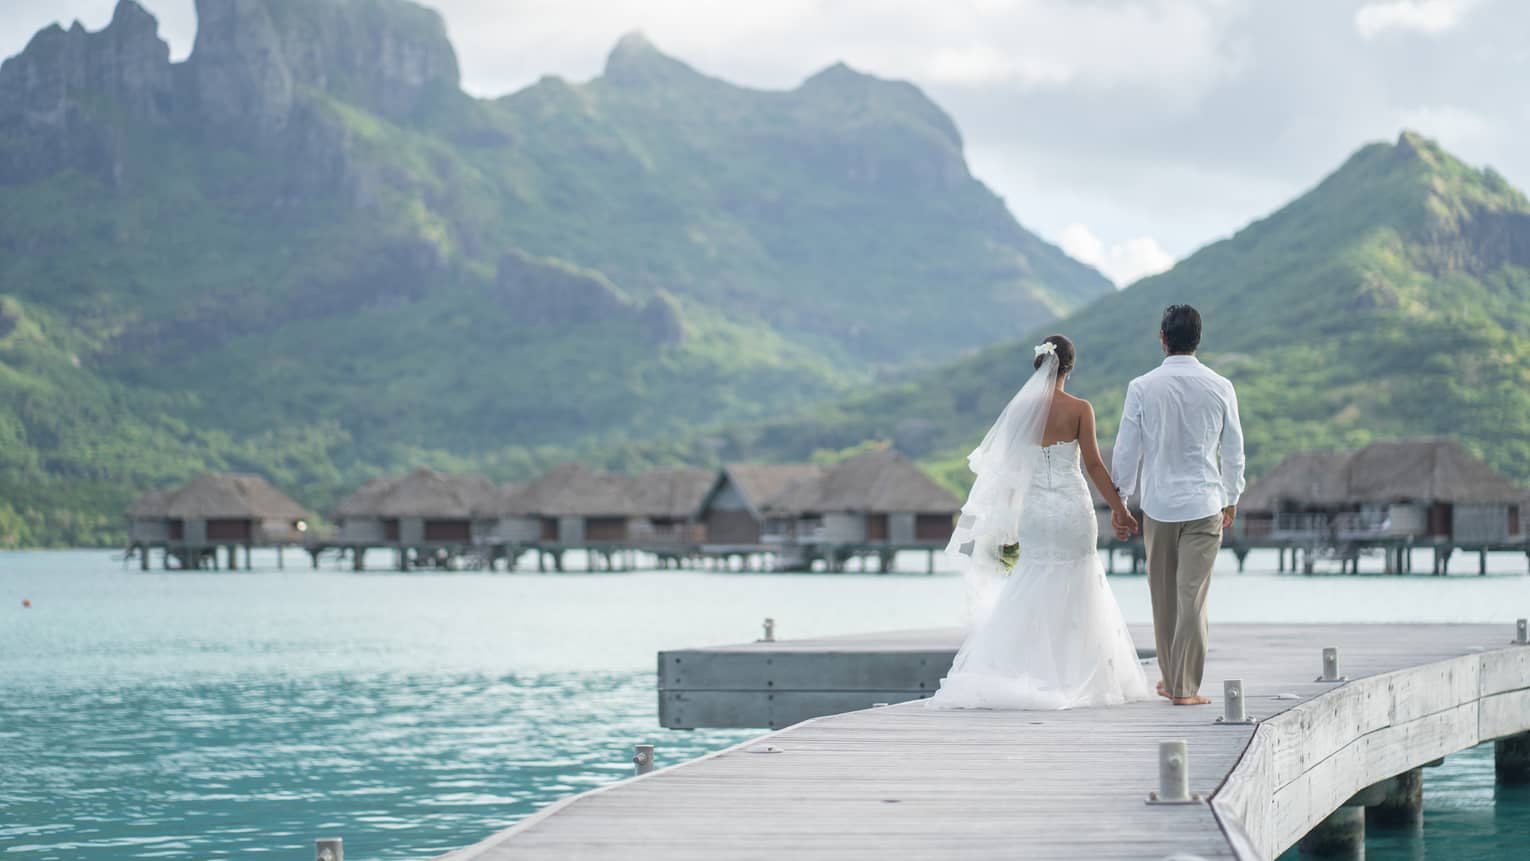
[1112,508,1138,540]
[1221,505,1237,530]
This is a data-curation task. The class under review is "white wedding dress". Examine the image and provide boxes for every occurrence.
[928,438,1151,710]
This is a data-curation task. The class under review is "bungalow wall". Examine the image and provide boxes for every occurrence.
[130,518,169,543]
[820,512,864,543]
[483,515,541,544]
[632,517,703,544]
[914,513,954,543]
[338,517,386,543]
[398,517,425,545]
[873,513,952,544]
[1453,503,1522,543]
[1385,503,1428,537]
[702,479,760,544]
[257,518,303,543]
[422,518,472,542]
[181,518,207,546]
[585,516,630,543]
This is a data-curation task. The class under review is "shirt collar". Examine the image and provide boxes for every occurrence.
[1162,355,1201,367]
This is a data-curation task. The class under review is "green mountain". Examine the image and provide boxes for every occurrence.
[0,0,1109,545]
[706,132,1530,492]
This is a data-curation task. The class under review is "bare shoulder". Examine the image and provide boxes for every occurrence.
[1057,391,1094,414]
[1053,391,1094,423]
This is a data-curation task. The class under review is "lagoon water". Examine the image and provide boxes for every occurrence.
[2,549,1528,859]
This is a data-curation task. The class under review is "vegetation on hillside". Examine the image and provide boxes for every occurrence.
[0,0,1109,546]
[692,132,1530,497]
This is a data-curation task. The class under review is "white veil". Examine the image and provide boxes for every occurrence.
[946,347,1059,625]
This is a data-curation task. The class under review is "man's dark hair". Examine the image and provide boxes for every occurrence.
[1161,304,1201,354]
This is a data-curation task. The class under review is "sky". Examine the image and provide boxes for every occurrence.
[5,0,1528,286]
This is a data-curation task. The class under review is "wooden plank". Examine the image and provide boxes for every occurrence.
[437,624,1528,861]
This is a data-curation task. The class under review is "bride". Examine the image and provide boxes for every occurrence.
[928,335,1151,710]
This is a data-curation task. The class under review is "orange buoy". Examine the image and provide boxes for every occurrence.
[21,598,31,608]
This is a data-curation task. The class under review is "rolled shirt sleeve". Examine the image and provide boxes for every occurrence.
[1219,383,1247,508]
[1111,380,1144,500]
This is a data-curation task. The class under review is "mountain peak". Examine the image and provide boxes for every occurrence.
[109,0,158,33]
[798,61,964,151]
[0,0,173,183]
[602,31,704,88]
[611,31,659,58]
[188,0,460,137]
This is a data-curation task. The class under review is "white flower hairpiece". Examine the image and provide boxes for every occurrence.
[1033,341,1057,358]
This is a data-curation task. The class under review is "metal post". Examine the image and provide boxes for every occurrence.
[633,743,655,776]
[1317,647,1346,682]
[315,837,343,861]
[761,617,776,642]
[1146,740,1200,804]
[1515,618,1528,645]
[1216,679,1253,724]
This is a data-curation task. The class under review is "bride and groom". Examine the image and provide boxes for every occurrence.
[929,304,1246,711]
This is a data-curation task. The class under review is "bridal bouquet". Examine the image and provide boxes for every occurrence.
[999,542,1019,572]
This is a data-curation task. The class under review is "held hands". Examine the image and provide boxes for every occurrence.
[1111,507,1139,541]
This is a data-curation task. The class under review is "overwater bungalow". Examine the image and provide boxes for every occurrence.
[125,472,312,569]
[1241,439,1525,544]
[484,462,642,545]
[331,468,497,565]
[628,467,713,544]
[697,452,954,544]
[698,463,828,545]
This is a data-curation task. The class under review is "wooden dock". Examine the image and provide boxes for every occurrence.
[436,622,1530,860]
[657,627,1156,729]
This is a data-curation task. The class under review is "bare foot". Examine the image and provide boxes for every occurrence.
[1172,695,1212,706]
[1155,680,1172,700]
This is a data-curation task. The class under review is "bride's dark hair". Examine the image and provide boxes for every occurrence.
[1033,334,1075,376]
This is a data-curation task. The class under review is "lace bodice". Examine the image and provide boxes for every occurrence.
[1016,439,1099,563]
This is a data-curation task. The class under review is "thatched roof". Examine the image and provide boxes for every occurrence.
[126,488,175,518]
[629,467,714,519]
[716,463,829,514]
[334,468,496,519]
[728,449,954,516]
[1239,451,1353,512]
[127,473,311,521]
[492,462,641,517]
[333,476,397,518]
[1242,439,1525,511]
[1346,439,1524,504]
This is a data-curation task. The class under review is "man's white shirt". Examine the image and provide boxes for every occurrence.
[1110,355,1246,524]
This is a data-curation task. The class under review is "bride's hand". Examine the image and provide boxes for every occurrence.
[1111,508,1138,539]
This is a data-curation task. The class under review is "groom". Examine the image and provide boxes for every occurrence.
[1110,305,1245,706]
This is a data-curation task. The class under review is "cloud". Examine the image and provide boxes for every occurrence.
[1355,0,1481,39]
[906,0,1244,101]
[1396,105,1492,144]
[1058,224,1176,288]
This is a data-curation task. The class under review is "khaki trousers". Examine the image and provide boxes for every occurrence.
[1143,513,1222,698]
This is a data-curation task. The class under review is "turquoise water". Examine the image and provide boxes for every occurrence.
[2,549,1528,859]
